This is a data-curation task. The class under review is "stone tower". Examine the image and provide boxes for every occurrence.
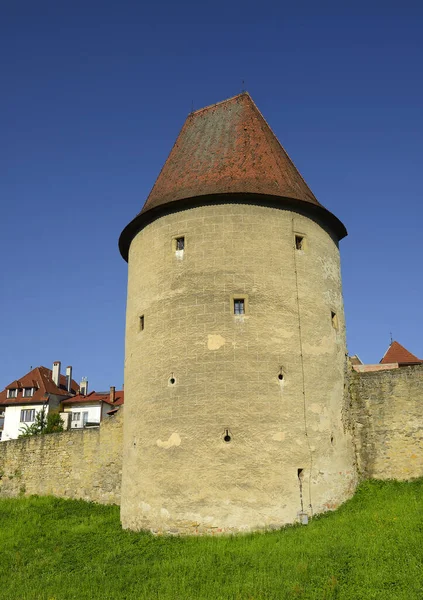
[119,93,355,533]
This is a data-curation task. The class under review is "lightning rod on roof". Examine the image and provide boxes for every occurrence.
[390,332,393,344]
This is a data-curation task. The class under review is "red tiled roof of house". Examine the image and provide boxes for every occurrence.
[119,93,347,260]
[380,341,422,365]
[62,390,124,406]
[0,366,79,406]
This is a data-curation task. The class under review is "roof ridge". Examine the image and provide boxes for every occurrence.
[190,92,250,117]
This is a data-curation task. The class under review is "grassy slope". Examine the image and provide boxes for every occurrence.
[0,480,422,600]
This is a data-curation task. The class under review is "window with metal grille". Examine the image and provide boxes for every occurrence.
[233,299,245,315]
[176,237,185,251]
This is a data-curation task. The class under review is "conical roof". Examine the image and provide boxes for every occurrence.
[380,341,422,365]
[119,92,346,260]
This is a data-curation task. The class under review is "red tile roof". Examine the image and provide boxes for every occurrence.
[119,93,347,260]
[61,390,124,406]
[0,366,79,406]
[380,341,422,365]
[144,93,318,211]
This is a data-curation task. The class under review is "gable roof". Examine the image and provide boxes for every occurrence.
[0,366,79,406]
[380,341,422,365]
[119,93,347,260]
[61,390,124,406]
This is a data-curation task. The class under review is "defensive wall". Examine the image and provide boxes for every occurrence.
[0,367,422,510]
[349,365,423,481]
[0,410,123,504]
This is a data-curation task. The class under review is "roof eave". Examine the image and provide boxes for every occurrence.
[119,193,347,262]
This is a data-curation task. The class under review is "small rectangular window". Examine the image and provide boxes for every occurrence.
[139,315,145,331]
[23,388,33,397]
[331,311,338,329]
[233,298,245,315]
[7,388,17,398]
[20,409,35,423]
[176,237,185,251]
[72,412,81,422]
[295,235,305,250]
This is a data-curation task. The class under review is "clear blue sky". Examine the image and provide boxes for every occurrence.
[1,2,422,390]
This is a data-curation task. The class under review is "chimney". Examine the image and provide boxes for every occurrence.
[80,377,88,396]
[66,366,72,393]
[52,361,61,386]
[110,386,115,403]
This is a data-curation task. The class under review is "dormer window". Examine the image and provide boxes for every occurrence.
[7,388,17,399]
[23,388,34,398]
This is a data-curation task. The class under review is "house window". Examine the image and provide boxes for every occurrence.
[176,237,185,251]
[233,298,245,315]
[139,315,145,331]
[72,412,81,421]
[20,409,35,423]
[7,388,17,399]
[82,412,89,426]
[23,388,33,397]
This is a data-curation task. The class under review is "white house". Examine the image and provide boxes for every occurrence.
[0,362,79,441]
[61,387,124,429]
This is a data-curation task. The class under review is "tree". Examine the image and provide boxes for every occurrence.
[19,408,64,438]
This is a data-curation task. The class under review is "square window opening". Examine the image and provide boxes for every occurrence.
[331,311,338,329]
[175,236,185,251]
[233,298,245,315]
[295,235,305,251]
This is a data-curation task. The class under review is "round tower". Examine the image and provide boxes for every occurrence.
[119,93,355,533]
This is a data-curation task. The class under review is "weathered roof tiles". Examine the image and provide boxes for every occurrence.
[380,341,422,365]
[143,93,318,211]
[119,92,347,260]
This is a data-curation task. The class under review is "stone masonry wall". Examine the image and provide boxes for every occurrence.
[350,366,423,481]
[0,410,123,504]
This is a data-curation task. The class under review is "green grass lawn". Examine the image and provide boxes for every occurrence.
[0,479,422,600]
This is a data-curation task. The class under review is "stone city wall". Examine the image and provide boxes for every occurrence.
[0,364,422,514]
[0,411,123,504]
[350,366,423,481]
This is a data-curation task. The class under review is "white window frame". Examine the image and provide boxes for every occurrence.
[20,409,36,423]
[71,412,81,422]
[23,387,34,398]
[7,388,17,399]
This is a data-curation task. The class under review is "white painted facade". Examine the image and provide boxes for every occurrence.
[63,404,101,429]
[1,404,47,441]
